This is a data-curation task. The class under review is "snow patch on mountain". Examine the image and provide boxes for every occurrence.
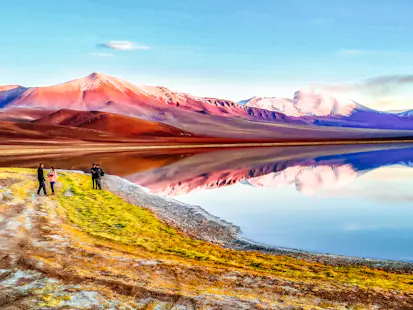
[293,89,357,116]
[244,96,301,116]
[140,85,188,103]
[398,110,413,118]
[242,89,359,117]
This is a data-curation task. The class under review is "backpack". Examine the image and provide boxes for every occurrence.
[100,169,105,177]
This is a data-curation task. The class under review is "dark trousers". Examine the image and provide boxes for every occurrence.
[95,178,102,190]
[92,177,96,189]
[50,182,55,194]
[37,180,47,195]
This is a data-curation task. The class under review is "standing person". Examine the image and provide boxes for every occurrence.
[37,163,47,196]
[90,164,97,189]
[47,166,58,195]
[94,164,104,190]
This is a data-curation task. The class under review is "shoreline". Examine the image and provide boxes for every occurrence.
[104,174,413,273]
[3,169,413,308]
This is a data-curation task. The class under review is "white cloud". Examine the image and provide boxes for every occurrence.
[91,53,115,57]
[99,41,151,51]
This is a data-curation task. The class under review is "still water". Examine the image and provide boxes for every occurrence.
[2,143,413,261]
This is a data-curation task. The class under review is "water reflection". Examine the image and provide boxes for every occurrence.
[129,144,413,197]
[2,143,413,260]
[129,144,413,261]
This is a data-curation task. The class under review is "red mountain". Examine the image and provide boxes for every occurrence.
[0,72,300,124]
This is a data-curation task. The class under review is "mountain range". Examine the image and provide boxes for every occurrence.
[1,72,413,142]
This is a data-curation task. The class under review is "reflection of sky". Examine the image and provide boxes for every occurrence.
[175,165,413,261]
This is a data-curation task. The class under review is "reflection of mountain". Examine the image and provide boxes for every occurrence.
[0,150,192,177]
[130,144,413,196]
[3,144,413,196]
[246,165,359,195]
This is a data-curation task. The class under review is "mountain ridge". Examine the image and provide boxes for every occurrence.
[2,72,413,140]
[0,72,307,126]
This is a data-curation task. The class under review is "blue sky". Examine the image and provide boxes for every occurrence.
[1,0,412,107]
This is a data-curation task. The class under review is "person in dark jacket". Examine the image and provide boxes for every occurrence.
[37,163,47,196]
[90,164,97,189]
[94,164,104,190]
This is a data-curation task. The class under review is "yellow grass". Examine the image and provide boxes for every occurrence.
[50,170,413,292]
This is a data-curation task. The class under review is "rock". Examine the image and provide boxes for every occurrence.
[2,190,13,201]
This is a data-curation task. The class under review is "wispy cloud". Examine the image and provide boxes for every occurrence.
[98,41,151,51]
[338,49,368,56]
[313,75,413,96]
[337,49,408,57]
[91,52,115,57]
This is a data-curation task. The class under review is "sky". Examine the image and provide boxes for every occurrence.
[1,0,413,109]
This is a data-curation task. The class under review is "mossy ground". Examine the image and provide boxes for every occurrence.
[1,167,413,309]
[57,171,413,292]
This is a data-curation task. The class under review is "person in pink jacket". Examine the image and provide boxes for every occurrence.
[47,166,58,195]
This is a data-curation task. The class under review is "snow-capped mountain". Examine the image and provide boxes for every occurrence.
[241,89,358,117]
[240,89,413,130]
[292,89,357,116]
[242,96,301,116]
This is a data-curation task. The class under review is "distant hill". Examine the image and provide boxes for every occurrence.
[34,109,192,138]
[0,120,118,141]
[0,107,54,122]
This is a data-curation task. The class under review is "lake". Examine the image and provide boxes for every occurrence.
[2,143,413,261]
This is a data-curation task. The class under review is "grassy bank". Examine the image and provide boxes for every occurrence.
[55,171,413,292]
